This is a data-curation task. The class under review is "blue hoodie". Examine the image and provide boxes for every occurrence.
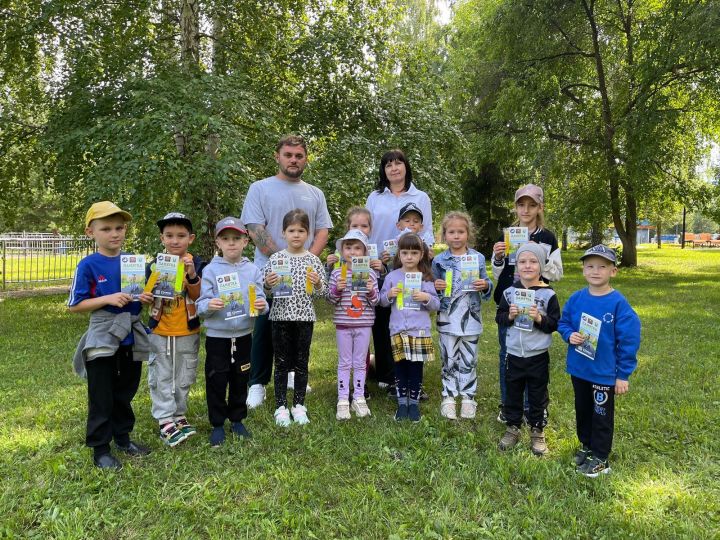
[197,256,268,338]
[558,288,641,386]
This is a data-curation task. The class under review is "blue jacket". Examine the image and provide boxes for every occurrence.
[558,288,641,386]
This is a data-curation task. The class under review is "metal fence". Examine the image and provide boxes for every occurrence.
[0,235,96,290]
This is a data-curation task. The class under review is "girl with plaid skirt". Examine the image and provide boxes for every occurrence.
[379,232,439,422]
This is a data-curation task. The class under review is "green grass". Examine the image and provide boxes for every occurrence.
[1,247,719,539]
[0,253,87,289]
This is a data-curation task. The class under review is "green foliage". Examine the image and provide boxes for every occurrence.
[462,162,514,254]
[447,0,720,266]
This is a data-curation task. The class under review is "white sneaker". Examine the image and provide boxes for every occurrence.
[460,399,477,419]
[377,382,389,390]
[351,398,371,417]
[440,396,457,419]
[306,382,312,393]
[274,406,291,427]
[336,400,351,420]
[287,371,295,390]
[369,353,376,368]
[246,384,266,409]
[291,404,310,425]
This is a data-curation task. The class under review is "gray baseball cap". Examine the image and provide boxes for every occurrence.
[215,216,248,236]
[580,244,617,265]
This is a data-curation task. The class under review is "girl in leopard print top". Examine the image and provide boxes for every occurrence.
[262,209,327,426]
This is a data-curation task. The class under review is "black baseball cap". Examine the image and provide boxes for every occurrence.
[157,212,193,232]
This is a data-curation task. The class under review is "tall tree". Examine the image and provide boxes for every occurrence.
[448,0,720,266]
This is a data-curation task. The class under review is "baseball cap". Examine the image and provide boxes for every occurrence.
[85,201,132,227]
[398,202,424,222]
[514,184,544,204]
[580,245,617,265]
[215,217,248,236]
[335,229,369,254]
[157,212,193,232]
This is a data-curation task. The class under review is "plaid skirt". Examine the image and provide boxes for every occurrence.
[391,333,434,363]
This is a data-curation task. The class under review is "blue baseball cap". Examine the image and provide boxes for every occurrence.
[398,202,424,222]
[580,245,617,265]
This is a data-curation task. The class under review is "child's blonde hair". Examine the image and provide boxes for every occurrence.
[440,211,476,247]
[344,206,372,232]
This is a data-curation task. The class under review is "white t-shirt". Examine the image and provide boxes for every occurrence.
[241,176,333,268]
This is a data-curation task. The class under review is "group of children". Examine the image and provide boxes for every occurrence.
[69,183,641,478]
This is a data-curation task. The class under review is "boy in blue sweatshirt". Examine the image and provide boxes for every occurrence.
[197,217,268,447]
[558,245,641,477]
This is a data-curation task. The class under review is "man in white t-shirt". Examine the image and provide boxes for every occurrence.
[241,135,333,408]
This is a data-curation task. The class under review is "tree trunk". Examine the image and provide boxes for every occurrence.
[562,229,568,251]
[656,221,662,248]
[590,222,604,245]
[180,0,200,72]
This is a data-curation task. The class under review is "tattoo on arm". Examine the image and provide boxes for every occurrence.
[247,223,280,257]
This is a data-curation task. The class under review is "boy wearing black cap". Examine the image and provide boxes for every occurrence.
[558,245,641,477]
[146,213,206,447]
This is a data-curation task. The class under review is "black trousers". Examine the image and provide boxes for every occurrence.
[394,360,423,403]
[85,346,141,456]
[249,296,273,386]
[205,335,251,427]
[504,351,549,428]
[272,320,313,408]
[371,304,394,385]
[572,376,615,460]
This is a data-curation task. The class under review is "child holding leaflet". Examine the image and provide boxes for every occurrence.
[146,212,205,447]
[68,201,153,470]
[327,229,379,419]
[558,245,641,477]
[197,217,268,447]
[492,184,563,423]
[432,212,493,420]
[379,233,440,422]
[496,243,560,455]
[263,209,327,426]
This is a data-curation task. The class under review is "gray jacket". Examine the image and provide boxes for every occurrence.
[72,309,151,378]
[496,282,560,357]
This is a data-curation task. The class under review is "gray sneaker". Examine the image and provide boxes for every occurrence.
[579,456,611,477]
[498,425,520,451]
[530,427,548,456]
[574,445,592,466]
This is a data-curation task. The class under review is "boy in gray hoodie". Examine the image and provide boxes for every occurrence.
[495,242,560,456]
[197,217,268,447]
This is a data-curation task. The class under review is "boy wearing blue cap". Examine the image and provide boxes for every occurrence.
[558,245,641,477]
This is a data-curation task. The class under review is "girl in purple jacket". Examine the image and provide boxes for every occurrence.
[379,233,440,422]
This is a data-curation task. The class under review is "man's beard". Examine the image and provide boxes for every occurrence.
[281,164,304,178]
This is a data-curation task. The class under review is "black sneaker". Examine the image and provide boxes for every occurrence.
[394,404,408,421]
[386,385,397,398]
[116,441,151,457]
[579,456,611,477]
[94,453,122,470]
[574,446,592,466]
[418,389,429,401]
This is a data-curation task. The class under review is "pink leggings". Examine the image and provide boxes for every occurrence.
[336,326,372,400]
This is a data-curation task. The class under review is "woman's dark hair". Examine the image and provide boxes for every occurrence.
[282,209,310,232]
[376,149,412,193]
[393,232,433,281]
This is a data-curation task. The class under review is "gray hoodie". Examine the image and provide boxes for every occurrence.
[197,256,268,338]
